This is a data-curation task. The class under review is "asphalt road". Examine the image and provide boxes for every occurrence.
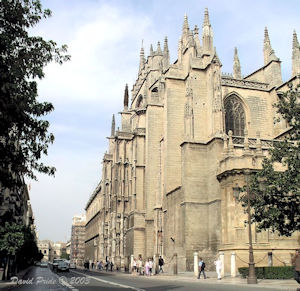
[6,266,288,291]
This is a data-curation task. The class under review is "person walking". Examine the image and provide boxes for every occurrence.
[292,249,300,284]
[145,259,150,276]
[132,258,137,273]
[149,258,153,276]
[138,257,143,275]
[197,257,207,279]
[158,256,164,273]
[214,256,222,280]
[105,259,110,272]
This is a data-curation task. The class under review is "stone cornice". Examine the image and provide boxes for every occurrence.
[180,199,220,206]
[84,233,99,244]
[85,210,100,227]
[221,76,269,91]
[166,186,181,197]
[216,168,257,181]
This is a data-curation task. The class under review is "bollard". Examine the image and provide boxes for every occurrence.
[231,252,236,277]
[219,252,225,278]
[194,252,199,277]
[130,254,134,273]
[173,253,178,275]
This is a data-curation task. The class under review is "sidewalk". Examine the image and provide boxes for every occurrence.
[154,271,299,291]
[0,266,33,290]
[77,267,300,291]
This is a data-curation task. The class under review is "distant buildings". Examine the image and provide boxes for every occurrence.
[70,215,86,266]
[37,240,52,262]
[37,240,67,262]
[66,240,71,257]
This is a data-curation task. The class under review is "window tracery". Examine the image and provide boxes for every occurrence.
[224,95,245,136]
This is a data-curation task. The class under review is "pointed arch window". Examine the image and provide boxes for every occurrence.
[224,95,245,136]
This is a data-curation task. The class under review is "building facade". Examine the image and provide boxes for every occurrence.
[70,215,86,266]
[85,10,300,272]
[38,240,52,262]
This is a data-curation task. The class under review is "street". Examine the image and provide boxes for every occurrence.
[5,266,295,291]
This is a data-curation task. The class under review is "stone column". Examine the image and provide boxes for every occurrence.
[130,254,134,273]
[219,252,225,278]
[231,252,236,277]
[194,252,199,277]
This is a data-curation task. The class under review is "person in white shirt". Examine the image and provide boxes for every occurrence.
[214,256,222,280]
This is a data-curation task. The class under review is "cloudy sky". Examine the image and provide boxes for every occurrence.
[29,0,300,242]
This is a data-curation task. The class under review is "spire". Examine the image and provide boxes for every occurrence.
[156,41,163,55]
[263,27,278,65]
[139,41,145,73]
[203,7,210,27]
[202,8,213,54]
[182,13,189,34]
[163,36,170,70]
[264,27,270,45]
[111,114,115,137]
[293,30,299,50]
[163,36,169,54]
[150,44,154,56]
[194,24,199,36]
[233,47,242,79]
[123,84,129,110]
[292,30,300,76]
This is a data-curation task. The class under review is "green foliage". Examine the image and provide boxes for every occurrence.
[0,222,24,255]
[238,266,294,279]
[0,0,70,189]
[60,252,70,260]
[240,85,300,236]
[16,225,41,268]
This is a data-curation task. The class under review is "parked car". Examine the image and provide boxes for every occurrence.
[51,259,63,272]
[40,261,48,268]
[57,260,69,272]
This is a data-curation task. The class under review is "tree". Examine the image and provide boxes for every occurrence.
[244,85,300,236]
[60,251,70,260]
[16,225,41,269]
[0,0,70,189]
[0,222,24,279]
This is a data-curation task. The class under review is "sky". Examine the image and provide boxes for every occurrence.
[28,0,300,242]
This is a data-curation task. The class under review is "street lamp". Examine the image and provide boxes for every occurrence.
[233,170,257,284]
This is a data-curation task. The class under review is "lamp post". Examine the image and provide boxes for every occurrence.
[233,170,257,284]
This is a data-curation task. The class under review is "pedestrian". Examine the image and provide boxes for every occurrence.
[145,259,150,276]
[105,259,110,272]
[158,256,164,273]
[149,258,153,276]
[292,249,300,284]
[132,258,137,273]
[197,257,207,279]
[214,256,222,280]
[138,257,143,275]
[110,261,114,272]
